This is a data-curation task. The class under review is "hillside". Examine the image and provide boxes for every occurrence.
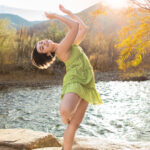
[0,13,41,29]
[0,5,43,21]
[29,3,124,36]
[0,3,124,33]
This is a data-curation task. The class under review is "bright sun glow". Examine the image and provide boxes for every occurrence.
[102,0,128,8]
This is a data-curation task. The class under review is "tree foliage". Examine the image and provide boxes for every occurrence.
[115,8,150,70]
[0,20,66,72]
[13,27,39,70]
[82,31,118,71]
[0,4,150,73]
[41,22,65,43]
[0,19,16,71]
[90,4,107,18]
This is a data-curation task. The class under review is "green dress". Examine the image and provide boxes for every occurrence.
[60,44,102,105]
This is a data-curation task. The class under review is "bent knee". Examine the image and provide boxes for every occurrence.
[59,93,81,118]
[60,106,73,118]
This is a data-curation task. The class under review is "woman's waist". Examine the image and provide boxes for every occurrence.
[64,67,94,84]
[63,69,95,87]
[66,64,93,74]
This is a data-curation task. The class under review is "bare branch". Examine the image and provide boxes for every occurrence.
[130,0,150,11]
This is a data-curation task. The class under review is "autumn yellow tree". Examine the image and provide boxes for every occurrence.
[115,1,150,70]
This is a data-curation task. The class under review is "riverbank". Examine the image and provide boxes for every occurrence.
[0,129,150,150]
[0,70,150,89]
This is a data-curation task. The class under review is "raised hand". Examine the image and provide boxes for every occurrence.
[44,12,57,19]
[59,4,72,15]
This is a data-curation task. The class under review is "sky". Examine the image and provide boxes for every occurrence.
[0,0,129,11]
[0,0,129,20]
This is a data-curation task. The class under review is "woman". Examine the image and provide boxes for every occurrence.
[31,4,102,150]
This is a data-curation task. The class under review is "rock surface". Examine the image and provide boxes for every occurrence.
[71,137,150,150]
[34,137,150,150]
[0,128,61,150]
[0,129,150,150]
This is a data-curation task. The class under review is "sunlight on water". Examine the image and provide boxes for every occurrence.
[0,81,150,142]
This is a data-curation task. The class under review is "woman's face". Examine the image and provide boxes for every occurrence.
[37,39,53,55]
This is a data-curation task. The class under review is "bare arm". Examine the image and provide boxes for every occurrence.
[69,14,88,45]
[59,4,88,45]
[45,12,79,62]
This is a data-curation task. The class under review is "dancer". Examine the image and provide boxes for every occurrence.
[31,4,102,150]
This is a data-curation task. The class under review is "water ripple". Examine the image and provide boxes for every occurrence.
[0,81,150,141]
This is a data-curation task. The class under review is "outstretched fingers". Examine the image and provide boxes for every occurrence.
[59,4,71,15]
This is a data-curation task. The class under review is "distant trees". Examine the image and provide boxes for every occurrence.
[14,22,66,71]
[15,27,38,69]
[0,3,149,74]
[0,19,66,73]
[81,4,119,71]
[40,22,65,43]
[90,37,118,71]
[0,19,16,72]
[82,30,118,71]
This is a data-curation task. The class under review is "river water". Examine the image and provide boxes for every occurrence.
[0,81,150,142]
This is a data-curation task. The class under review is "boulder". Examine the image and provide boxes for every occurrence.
[0,128,61,150]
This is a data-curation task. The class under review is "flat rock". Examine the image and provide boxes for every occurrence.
[71,137,150,150]
[37,137,150,150]
[0,128,61,150]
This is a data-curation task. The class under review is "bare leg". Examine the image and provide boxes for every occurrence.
[63,99,88,150]
[60,93,81,124]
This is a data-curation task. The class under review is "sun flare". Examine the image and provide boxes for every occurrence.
[102,0,128,8]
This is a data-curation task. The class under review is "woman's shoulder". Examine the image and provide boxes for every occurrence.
[56,44,82,62]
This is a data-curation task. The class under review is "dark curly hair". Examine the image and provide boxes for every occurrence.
[31,45,56,69]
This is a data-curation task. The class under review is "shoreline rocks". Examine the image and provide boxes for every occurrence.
[94,70,150,82]
[0,129,150,150]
